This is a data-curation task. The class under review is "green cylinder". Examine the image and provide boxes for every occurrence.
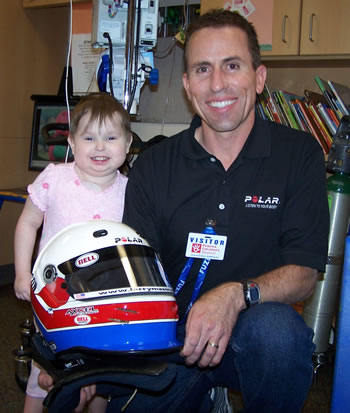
[303,172,350,354]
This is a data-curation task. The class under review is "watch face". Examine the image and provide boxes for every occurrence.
[249,286,260,302]
[247,281,260,305]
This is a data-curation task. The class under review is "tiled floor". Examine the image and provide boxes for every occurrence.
[1,284,31,412]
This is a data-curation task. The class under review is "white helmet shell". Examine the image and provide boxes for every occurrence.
[31,220,180,355]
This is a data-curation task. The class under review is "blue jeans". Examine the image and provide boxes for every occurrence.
[106,302,315,413]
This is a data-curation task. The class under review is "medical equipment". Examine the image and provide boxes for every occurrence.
[91,0,159,114]
[302,116,350,372]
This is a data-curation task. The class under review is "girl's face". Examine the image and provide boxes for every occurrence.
[68,112,131,184]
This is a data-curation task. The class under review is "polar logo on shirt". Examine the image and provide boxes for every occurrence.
[244,195,280,209]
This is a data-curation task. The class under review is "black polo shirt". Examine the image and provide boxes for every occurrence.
[124,116,329,317]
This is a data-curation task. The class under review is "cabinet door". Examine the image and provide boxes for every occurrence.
[202,0,301,57]
[262,0,301,57]
[300,0,350,55]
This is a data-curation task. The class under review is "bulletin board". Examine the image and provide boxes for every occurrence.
[200,0,274,51]
[71,3,102,95]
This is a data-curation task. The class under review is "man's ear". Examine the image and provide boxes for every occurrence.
[183,72,191,101]
[255,64,267,94]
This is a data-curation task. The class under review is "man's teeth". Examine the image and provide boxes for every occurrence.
[208,100,235,108]
[92,156,108,160]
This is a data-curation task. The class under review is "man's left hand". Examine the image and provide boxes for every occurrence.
[180,282,245,367]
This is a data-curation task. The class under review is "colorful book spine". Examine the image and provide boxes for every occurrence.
[328,80,350,116]
[314,76,342,120]
[257,89,272,122]
[275,91,300,130]
[308,103,333,150]
[316,103,337,135]
[271,91,289,126]
[289,102,308,132]
[294,99,331,154]
[262,85,283,124]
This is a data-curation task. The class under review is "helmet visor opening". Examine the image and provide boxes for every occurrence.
[58,244,171,298]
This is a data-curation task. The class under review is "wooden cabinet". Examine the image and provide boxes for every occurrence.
[201,0,350,58]
[23,0,88,8]
[300,0,350,55]
[262,0,302,57]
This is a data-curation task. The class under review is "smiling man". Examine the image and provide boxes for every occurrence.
[123,9,331,412]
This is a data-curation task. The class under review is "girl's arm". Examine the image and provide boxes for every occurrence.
[14,198,44,301]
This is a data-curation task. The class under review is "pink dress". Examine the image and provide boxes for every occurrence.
[26,162,127,398]
[28,162,127,252]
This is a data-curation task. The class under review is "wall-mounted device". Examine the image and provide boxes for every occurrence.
[91,0,159,114]
[92,0,158,48]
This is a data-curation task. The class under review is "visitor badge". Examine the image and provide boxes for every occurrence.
[185,232,227,260]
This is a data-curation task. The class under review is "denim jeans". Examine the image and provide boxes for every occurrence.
[106,302,315,413]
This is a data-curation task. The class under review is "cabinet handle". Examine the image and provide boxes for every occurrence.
[309,13,316,42]
[282,15,288,43]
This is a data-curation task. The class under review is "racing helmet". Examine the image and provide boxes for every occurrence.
[31,220,180,355]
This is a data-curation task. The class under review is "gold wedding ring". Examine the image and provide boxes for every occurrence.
[208,341,219,349]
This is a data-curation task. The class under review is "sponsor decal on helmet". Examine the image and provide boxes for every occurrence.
[75,252,99,268]
[74,315,91,325]
[65,306,99,316]
[114,236,145,244]
[244,195,280,209]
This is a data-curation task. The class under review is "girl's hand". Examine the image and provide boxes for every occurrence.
[14,273,32,301]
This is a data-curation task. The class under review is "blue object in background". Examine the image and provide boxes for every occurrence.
[149,68,159,86]
[331,235,350,412]
[97,54,110,92]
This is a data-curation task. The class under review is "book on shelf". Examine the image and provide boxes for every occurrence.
[314,76,343,120]
[327,80,350,116]
[291,99,331,154]
[303,89,337,137]
[316,103,339,136]
[325,105,340,128]
[290,102,309,132]
[255,97,268,121]
[271,91,290,126]
[255,81,347,154]
[259,84,284,124]
[256,93,275,122]
[307,103,333,151]
[304,89,328,106]
[273,90,300,130]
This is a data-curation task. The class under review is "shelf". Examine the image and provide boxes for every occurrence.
[23,0,89,8]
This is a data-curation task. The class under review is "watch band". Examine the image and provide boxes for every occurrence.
[241,280,261,309]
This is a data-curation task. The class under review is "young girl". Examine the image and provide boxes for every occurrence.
[14,92,132,413]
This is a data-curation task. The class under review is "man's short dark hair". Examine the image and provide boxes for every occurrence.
[184,9,261,71]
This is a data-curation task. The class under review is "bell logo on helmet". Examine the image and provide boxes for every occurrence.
[74,315,91,325]
[75,252,99,268]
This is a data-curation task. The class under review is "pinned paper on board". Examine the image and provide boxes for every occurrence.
[224,0,255,18]
[71,3,102,95]
[222,0,273,51]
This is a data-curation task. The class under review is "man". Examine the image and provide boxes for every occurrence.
[39,9,329,412]
[122,9,329,413]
